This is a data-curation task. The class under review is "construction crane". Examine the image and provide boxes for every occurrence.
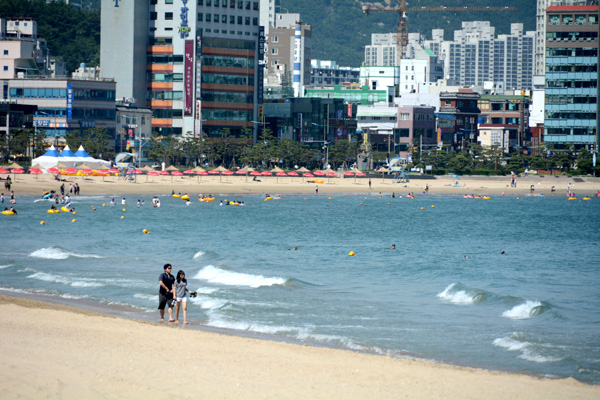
[362,1,517,63]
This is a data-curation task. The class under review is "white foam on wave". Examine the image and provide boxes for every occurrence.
[193,251,206,259]
[296,331,367,351]
[437,283,476,305]
[0,264,12,269]
[493,335,562,363]
[133,293,156,302]
[193,265,286,288]
[206,315,301,335]
[501,301,542,319]
[29,247,102,260]
[27,272,105,288]
[191,295,229,310]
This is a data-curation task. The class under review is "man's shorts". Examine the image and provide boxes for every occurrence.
[158,293,171,310]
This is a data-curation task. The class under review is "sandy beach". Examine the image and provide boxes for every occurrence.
[0,294,598,400]
[4,172,600,197]
[2,173,600,398]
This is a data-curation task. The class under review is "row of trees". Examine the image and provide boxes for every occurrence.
[0,127,114,164]
[147,128,362,170]
[2,126,598,176]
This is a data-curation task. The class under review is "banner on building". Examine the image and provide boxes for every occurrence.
[184,40,194,115]
[258,26,265,60]
[195,31,202,102]
[257,62,264,104]
[67,83,73,120]
[347,104,352,118]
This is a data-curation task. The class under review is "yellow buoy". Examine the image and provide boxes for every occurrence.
[121,216,125,219]
[431,205,435,208]
[122,208,126,212]
[40,221,45,225]
[102,203,106,207]
[421,207,424,210]
[72,211,76,215]
[349,251,355,256]
[142,229,149,234]
[328,197,331,200]
[72,219,76,223]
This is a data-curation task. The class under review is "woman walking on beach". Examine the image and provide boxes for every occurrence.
[174,270,193,324]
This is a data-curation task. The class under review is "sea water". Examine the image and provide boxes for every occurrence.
[1,192,599,383]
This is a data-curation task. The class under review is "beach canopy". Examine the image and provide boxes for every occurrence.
[296,167,310,173]
[30,145,60,169]
[74,145,93,159]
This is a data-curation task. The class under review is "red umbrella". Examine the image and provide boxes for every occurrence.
[99,169,110,175]
[82,169,93,175]
[250,171,261,176]
[222,170,233,175]
[303,172,314,177]
[197,171,208,176]
[326,172,337,177]
[148,171,160,176]
[109,168,119,174]
[47,167,59,174]
[313,170,325,176]
[208,170,219,175]
[343,171,354,176]
[276,171,287,176]
[29,168,43,174]
[159,170,170,175]
[261,171,272,176]
[0,168,9,174]
[235,170,247,175]
[356,172,366,177]
[65,168,77,174]
[12,168,25,174]
[171,170,183,176]
[183,170,194,174]
[287,171,299,176]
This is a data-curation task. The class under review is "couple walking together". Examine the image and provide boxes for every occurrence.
[158,263,196,324]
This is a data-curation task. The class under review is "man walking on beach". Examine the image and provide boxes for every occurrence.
[158,264,175,323]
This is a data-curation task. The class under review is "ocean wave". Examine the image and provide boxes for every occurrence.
[493,333,563,363]
[296,331,368,351]
[0,264,12,269]
[29,247,102,260]
[501,300,546,319]
[193,265,286,288]
[206,315,302,335]
[133,293,157,302]
[193,251,206,259]
[27,272,105,288]
[191,295,230,310]
[437,282,487,305]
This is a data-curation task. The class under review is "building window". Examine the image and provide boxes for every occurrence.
[272,36,278,43]
[230,15,235,23]
[271,48,278,55]
[198,0,203,4]
[3,66,7,71]
[222,15,227,23]
[253,1,258,10]
[165,12,173,20]
[150,12,157,20]
[245,17,250,25]
[237,16,242,24]
[252,17,258,25]
[238,0,243,9]
[206,0,211,5]
[165,0,173,4]
[206,14,211,22]
[198,13,203,21]
[214,14,219,21]
[246,1,250,9]
[399,113,410,120]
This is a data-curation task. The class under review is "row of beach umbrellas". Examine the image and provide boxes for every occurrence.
[1,162,372,183]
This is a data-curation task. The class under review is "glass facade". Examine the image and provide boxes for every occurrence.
[544,7,598,146]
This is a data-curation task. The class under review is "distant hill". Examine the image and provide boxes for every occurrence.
[281,0,536,67]
[0,0,99,73]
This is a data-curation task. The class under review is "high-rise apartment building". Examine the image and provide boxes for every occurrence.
[101,0,263,140]
[544,4,598,148]
[429,22,535,91]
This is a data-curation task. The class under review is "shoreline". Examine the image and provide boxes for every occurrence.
[1,292,598,399]
[5,173,600,197]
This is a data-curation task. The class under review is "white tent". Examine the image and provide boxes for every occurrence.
[30,145,60,170]
[57,145,80,166]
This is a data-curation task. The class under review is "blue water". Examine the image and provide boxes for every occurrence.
[1,193,599,383]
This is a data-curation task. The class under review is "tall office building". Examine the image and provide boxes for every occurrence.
[429,22,535,91]
[535,0,596,76]
[544,4,598,148]
[101,0,263,140]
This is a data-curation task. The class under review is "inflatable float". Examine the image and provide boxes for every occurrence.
[180,195,190,201]
[172,194,181,198]
[2,210,15,215]
[47,209,60,214]
[61,206,71,212]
